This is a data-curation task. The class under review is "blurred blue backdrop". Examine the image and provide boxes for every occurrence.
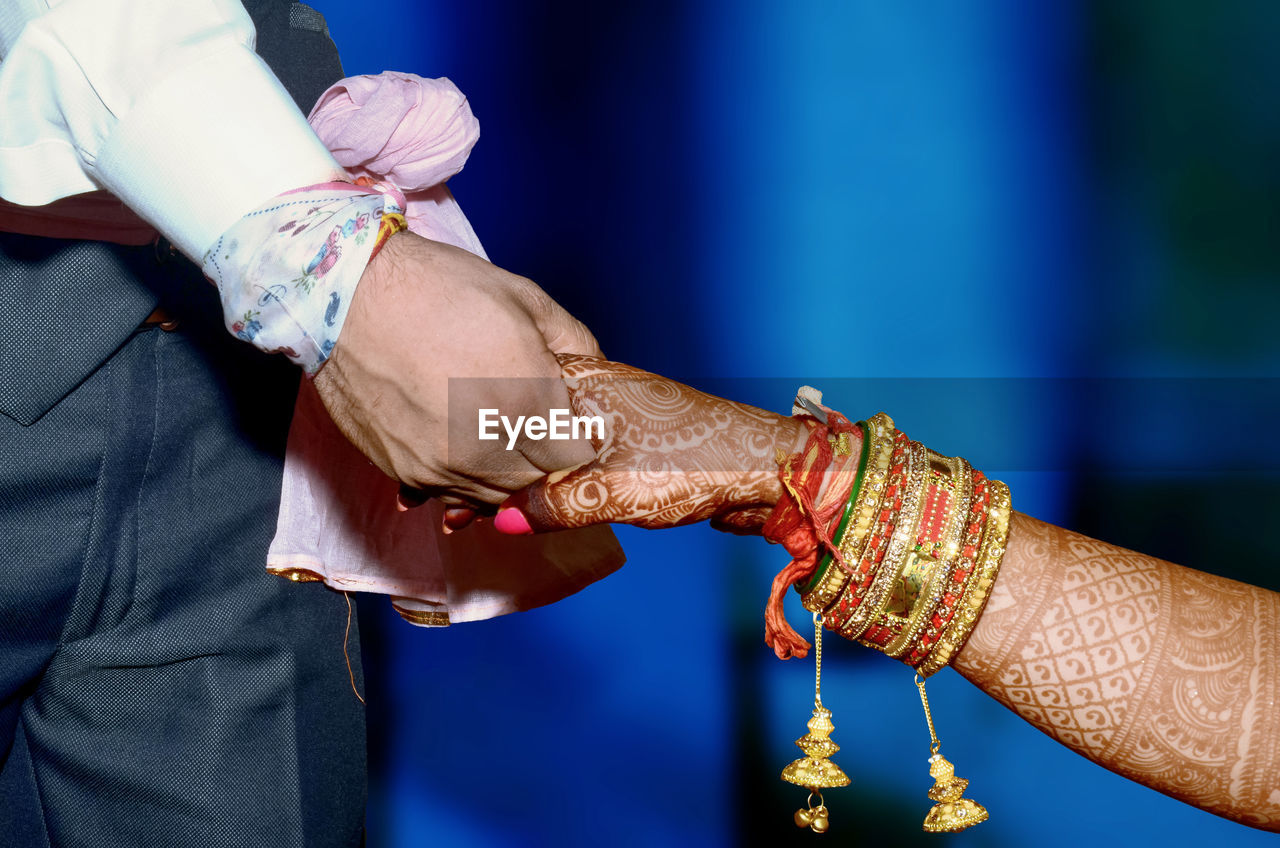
[308,2,1280,845]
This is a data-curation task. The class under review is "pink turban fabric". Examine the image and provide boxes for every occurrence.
[267,73,623,626]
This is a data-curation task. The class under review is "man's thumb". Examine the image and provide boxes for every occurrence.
[532,297,604,358]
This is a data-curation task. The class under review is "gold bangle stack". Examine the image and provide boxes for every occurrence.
[841,439,930,642]
[782,405,1012,836]
[868,453,974,660]
[798,425,1009,674]
[799,412,897,615]
[916,478,1011,677]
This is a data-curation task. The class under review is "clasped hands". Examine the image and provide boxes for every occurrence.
[313,231,806,533]
[495,355,809,535]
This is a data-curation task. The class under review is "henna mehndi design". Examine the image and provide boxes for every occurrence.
[519,355,806,532]
[954,513,1280,831]
[517,365,1280,830]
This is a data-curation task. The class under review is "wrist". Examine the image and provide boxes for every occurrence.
[761,416,815,505]
[201,182,407,373]
[710,414,810,535]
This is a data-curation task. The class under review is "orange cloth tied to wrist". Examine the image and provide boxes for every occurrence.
[761,406,861,659]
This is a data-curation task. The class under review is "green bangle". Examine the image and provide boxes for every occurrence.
[797,419,871,596]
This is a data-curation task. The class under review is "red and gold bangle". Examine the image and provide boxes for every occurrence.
[904,468,990,668]
[885,455,973,659]
[863,453,973,658]
[885,458,972,666]
[800,413,897,614]
[916,478,1011,677]
[820,426,905,628]
[844,439,931,642]
[856,444,946,649]
[827,429,911,639]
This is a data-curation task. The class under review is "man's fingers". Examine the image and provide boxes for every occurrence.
[393,490,478,533]
[518,429,598,474]
[396,484,431,512]
[513,371,598,472]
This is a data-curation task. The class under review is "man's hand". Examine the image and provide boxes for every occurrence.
[313,232,601,506]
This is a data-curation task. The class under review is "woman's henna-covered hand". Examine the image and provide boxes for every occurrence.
[495,359,1280,831]
[498,355,806,534]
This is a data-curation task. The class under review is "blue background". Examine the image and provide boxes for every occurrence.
[309,2,1280,845]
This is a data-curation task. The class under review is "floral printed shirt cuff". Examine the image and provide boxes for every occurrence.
[201,180,407,374]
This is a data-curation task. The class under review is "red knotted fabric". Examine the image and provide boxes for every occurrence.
[761,409,861,659]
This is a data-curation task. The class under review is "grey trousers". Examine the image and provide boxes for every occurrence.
[0,249,367,847]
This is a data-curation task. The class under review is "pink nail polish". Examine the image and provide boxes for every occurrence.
[494,508,534,535]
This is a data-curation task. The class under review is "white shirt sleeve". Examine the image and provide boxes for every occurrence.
[0,0,346,259]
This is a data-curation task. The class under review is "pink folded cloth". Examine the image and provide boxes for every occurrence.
[266,72,624,625]
[307,72,485,250]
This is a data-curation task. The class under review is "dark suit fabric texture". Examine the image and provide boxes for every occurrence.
[0,4,367,846]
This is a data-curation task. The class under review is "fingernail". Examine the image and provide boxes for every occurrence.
[397,485,429,513]
[443,507,476,533]
[494,507,533,535]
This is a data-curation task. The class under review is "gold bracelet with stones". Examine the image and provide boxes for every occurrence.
[838,438,929,641]
[916,478,1011,677]
[800,412,897,614]
[855,446,960,652]
[881,454,973,659]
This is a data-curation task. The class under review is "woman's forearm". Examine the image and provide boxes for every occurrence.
[499,360,1280,828]
[953,512,1280,831]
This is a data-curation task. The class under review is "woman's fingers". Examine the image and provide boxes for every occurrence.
[491,358,800,535]
[495,460,605,533]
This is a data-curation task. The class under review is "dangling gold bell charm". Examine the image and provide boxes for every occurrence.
[913,674,987,833]
[793,793,831,833]
[791,792,832,834]
[781,615,848,833]
[781,705,851,796]
[921,753,988,832]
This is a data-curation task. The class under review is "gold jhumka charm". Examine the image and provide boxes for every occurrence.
[782,614,849,834]
[914,674,987,832]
